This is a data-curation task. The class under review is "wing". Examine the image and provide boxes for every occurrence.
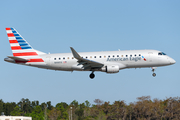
[70,47,104,70]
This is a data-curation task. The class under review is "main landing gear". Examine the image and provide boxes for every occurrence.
[152,67,156,77]
[89,72,95,79]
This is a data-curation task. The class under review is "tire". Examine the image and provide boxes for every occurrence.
[89,73,95,79]
[152,73,156,77]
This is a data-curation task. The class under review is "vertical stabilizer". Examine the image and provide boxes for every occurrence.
[6,28,46,63]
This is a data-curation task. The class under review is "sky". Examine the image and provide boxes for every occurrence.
[0,0,180,106]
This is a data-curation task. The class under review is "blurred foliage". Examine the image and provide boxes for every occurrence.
[0,96,180,120]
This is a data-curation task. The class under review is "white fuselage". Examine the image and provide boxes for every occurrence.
[21,49,175,72]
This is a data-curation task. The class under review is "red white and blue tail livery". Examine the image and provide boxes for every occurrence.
[4,28,176,79]
[5,28,46,64]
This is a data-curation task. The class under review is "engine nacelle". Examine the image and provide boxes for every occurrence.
[101,65,119,73]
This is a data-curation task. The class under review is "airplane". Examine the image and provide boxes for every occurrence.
[4,28,176,79]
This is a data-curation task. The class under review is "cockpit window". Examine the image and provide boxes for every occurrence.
[158,52,166,55]
[162,52,166,55]
[158,52,162,55]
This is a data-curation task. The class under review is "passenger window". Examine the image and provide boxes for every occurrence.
[121,55,123,57]
[126,55,128,57]
[86,57,88,58]
[54,58,56,60]
[113,55,114,57]
[117,55,119,57]
[135,54,136,57]
[130,55,132,57]
[90,56,92,58]
[139,54,141,56]
[67,57,69,59]
[63,57,65,59]
[59,58,61,60]
[108,55,110,58]
[104,56,106,58]
[94,56,96,58]
[72,57,74,59]
[99,56,101,58]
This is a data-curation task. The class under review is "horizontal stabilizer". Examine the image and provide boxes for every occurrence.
[7,56,29,62]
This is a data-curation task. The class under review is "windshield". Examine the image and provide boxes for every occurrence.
[158,52,166,55]
[162,52,166,55]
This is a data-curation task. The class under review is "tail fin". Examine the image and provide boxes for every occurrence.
[6,28,46,56]
[5,28,46,63]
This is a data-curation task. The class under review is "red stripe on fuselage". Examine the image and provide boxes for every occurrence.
[11,46,22,50]
[13,52,38,56]
[7,33,14,37]
[9,40,18,43]
[28,59,44,62]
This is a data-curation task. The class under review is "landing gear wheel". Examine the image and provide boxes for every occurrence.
[152,73,156,77]
[151,67,157,77]
[89,73,95,79]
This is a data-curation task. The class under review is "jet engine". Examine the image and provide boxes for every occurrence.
[101,65,119,73]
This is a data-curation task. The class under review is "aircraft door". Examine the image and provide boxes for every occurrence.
[45,56,51,66]
[148,52,153,62]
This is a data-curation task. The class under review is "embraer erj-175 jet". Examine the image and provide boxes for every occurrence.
[4,28,176,79]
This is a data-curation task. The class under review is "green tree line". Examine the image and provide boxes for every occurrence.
[0,96,180,120]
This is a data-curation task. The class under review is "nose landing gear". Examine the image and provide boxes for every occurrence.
[152,67,156,77]
[89,72,95,79]
[152,73,156,77]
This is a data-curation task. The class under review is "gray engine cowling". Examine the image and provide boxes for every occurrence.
[101,65,119,73]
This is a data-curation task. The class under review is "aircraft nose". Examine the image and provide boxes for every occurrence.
[169,58,176,64]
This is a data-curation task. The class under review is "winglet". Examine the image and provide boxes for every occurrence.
[70,47,104,67]
[70,47,81,59]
